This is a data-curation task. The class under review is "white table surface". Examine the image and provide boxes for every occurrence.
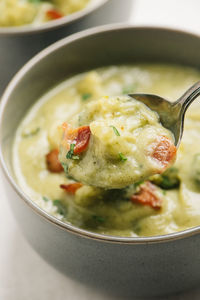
[1,1,200,299]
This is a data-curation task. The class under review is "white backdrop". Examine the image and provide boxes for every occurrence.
[1,1,200,299]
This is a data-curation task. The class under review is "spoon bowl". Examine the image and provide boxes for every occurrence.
[129,81,200,147]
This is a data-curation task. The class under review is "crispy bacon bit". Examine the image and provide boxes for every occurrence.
[62,123,91,155]
[151,136,177,168]
[46,9,63,20]
[131,182,162,209]
[74,126,91,154]
[60,183,83,194]
[46,149,63,173]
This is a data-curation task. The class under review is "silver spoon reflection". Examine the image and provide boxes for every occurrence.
[129,81,200,147]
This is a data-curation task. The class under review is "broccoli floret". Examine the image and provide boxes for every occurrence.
[150,167,180,190]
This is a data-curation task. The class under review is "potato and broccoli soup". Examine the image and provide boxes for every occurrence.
[60,96,176,189]
[0,0,90,27]
[13,64,200,237]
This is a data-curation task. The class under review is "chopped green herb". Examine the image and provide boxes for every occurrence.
[53,199,66,216]
[22,127,40,138]
[122,84,137,95]
[82,93,92,101]
[28,0,42,3]
[150,167,180,190]
[134,181,144,189]
[66,143,75,159]
[92,215,105,223]
[61,162,68,174]
[66,143,80,160]
[110,125,120,136]
[61,163,75,179]
[161,176,177,189]
[162,190,167,195]
[119,152,127,162]
[42,196,49,202]
[85,214,106,229]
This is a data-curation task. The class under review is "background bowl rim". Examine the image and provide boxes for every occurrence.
[0,0,108,36]
[1,24,200,244]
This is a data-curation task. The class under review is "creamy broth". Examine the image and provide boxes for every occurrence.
[13,64,200,237]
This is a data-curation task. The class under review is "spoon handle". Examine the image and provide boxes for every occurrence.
[174,81,200,112]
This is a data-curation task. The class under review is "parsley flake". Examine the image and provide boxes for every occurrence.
[53,199,66,216]
[122,83,137,95]
[66,143,75,159]
[61,162,68,174]
[66,143,80,160]
[110,125,120,136]
[82,93,92,101]
[92,215,105,223]
[134,181,144,188]
[28,0,42,3]
[42,196,49,202]
[22,127,40,138]
[119,152,127,162]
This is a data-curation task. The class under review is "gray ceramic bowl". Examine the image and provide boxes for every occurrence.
[0,0,108,96]
[1,25,200,298]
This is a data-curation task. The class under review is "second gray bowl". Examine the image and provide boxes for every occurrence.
[0,0,109,96]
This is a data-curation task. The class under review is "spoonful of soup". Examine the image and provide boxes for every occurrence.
[129,81,200,147]
[59,95,177,189]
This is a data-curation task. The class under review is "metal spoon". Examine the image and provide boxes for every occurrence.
[129,81,200,147]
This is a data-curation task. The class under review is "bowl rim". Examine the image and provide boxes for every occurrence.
[0,0,108,36]
[1,24,200,244]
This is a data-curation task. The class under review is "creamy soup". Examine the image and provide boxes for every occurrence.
[60,95,176,189]
[13,64,200,237]
[0,0,90,27]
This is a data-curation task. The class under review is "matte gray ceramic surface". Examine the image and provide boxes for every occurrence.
[0,0,108,96]
[1,26,200,298]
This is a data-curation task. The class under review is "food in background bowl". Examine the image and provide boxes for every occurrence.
[13,64,200,237]
[0,0,90,27]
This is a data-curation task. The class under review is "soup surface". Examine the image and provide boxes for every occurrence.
[0,0,90,27]
[13,64,200,237]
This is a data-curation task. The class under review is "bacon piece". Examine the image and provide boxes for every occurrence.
[62,123,91,155]
[131,182,162,209]
[46,9,63,20]
[74,126,91,154]
[46,149,63,173]
[60,183,83,194]
[151,136,176,168]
